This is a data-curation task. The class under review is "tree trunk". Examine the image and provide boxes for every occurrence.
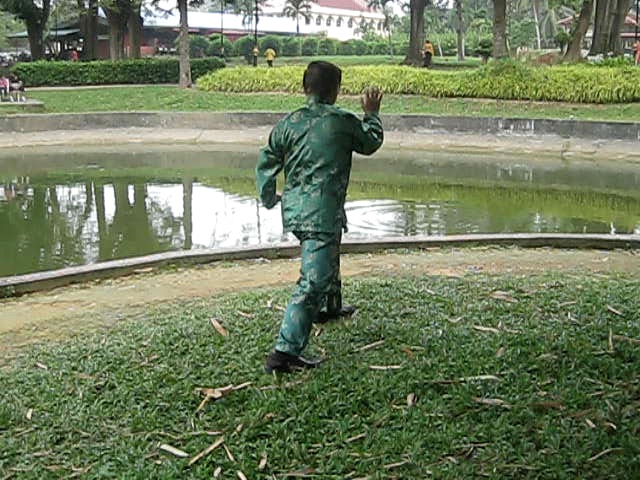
[608,0,632,56]
[403,0,426,65]
[565,0,594,61]
[178,0,192,88]
[532,0,542,50]
[455,0,465,61]
[108,21,124,60]
[78,0,99,60]
[128,5,142,58]
[589,0,610,55]
[492,0,508,58]
[26,20,45,60]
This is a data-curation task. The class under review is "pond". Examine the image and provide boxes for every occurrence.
[1,144,639,277]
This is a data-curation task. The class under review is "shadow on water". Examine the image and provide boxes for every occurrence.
[1,145,639,276]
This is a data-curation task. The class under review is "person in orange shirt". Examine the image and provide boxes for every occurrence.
[635,40,640,66]
[423,40,435,68]
[265,47,277,67]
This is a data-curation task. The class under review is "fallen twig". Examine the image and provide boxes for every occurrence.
[606,305,623,317]
[258,453,268,470]
[430,375,500,385]
[188,437,225,467]
[237,471,247,480]
[209,319,228,337]
[473,397,511,409]
[355,340,385,352]
[587,448,623,462]
[384,460,409,469]
[472,325,500,334]
[223,444,236,462]
[195,383,252,412]
[612,334,640,345]
[159,444,189,458]
[369,365,402,371]
[345,433,367,443]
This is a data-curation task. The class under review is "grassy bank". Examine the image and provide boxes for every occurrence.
[1,272,639,478]
[225,55,481,68]
[24,86,640,122]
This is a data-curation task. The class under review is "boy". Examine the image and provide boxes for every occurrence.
[265,47,277,67]
[256,61,384,374]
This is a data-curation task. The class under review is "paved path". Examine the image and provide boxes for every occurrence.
[1,247,639,360]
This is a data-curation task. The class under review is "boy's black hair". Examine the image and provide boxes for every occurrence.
[303,61,342,102]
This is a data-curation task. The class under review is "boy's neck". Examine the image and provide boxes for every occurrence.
[307,95,334,106]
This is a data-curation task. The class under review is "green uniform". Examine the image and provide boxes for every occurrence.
[256,96,384,356]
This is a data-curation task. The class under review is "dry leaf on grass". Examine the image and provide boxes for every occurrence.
[496,347,506,357]
[188,437,225,466]
[490,291,518,303]
[606,305,623,316]
[612,334,640,345]
[384,460,409,469]
[258,453,268,470]
[223,444,236,462]
[209,319,228,337]
[585,419,596,429]
[345,433,367,443]
[35,362,48,370]
[195,382,252,412]
[369,365,402,371]
[214,466,222,478]
[159,444,189,458]
[355,340,385,352]
[26,409,33,421]
[407,393,418,407]
[237,471,248,480]
[587,448,623,462]
[447,316,463,324]
[473,397,511,409]
[278,467,316,477]
[473,325,500,334]
[237,311,254,318]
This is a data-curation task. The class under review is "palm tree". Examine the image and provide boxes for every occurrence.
[368,0,398,56]
[492,0,508,58]
[283,0,312,35]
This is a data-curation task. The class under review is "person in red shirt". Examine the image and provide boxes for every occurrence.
[635,40,640,66]
[70,49,79,62]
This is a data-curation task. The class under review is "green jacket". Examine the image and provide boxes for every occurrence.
[256,97,384,233]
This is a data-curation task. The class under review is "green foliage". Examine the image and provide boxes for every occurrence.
[184,35,209,58]
[554,30,571,51]
[371,41,390,55]
[259,35,283,54]
[350,39,369,56]
[337,41,354,55]
[510,19,537,49]
[207,34,233,57]
[12,58,225,87]
[590,56,634,68]
[476,38,493,60]
[281,36,302,56]
[317,38,338,55]
[301,37,319,56]
[233,35,255,61]
[197,61,640,104]
[432,32,457,56]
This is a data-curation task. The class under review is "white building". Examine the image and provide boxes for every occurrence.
[146,0,386,42]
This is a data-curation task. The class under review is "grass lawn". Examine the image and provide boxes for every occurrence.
[27,86,640,122]
[224,55,481,69]
[1,272,639,478]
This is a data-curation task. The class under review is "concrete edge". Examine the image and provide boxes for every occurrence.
[1,233,639,297]
[1,111,640,141]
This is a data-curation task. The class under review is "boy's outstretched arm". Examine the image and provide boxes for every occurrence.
[256,122,286,209]
[353,87,384,156]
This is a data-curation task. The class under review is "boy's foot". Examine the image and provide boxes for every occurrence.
[316,305,357,324]
[264,350,322,374]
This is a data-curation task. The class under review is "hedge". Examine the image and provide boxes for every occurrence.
[12,57,225,87]
[197,61,640,104]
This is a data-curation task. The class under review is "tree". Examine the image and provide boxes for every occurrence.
[531,0,542,49]
[403,0,426,65]
[282,0,311,35]
[454,0,465,60]
[492,0,508,58]
[103,0,131,60]
[178,0,191,87]
[564,0,593,61]
[0,0,51,60]
[368,0,397,55]
[77,0,99,60]
[588,0,630,56]
[0,11,22,49]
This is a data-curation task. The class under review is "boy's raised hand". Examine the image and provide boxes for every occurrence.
[361,87,383,115]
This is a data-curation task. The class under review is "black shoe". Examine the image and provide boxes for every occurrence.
[264,350,322,374]
[316,305,357,324]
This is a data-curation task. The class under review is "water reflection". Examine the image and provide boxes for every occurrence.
[1,148,640,276]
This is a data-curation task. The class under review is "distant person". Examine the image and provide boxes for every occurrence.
[635,40,640,66]
[8,72,25,102]
[257,61,384,373]
[252,46,259,66]
[0,75,9,100]
[423,40,434,68]
[70,49,79,62]
[265,47,277,67]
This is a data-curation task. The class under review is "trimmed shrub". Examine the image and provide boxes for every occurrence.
[207,34,233,57]
[337,41,354,55]
[13,58,225,87]
[196,61,640,104]
[233,35,256,62]
[317,38,338,55]
[371,41,390,55]
[259,35,283,55]
[282,37,302,56]
[350,40,369,56]
[187,35,209,58]
[301,37,319,56]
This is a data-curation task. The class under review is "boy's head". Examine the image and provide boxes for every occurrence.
[303,61,342,104]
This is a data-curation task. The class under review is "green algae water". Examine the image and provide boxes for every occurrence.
[1,145,639,276]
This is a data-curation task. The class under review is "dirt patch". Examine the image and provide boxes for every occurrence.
[1,247,638,360]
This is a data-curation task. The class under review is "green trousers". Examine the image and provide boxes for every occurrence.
[275,231,342,356]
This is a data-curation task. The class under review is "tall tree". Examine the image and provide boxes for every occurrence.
[0,0,51,59]
[454,0,465,61]
[77,0,98,60]
[128,2,142,58]
[403,0,426,65]
[178,0,191,87]
[103,0,131,60]
[282,0,311,35]
[492,0,508,58]
[564,0,593,61]
[368,0,397,55]
[608,0,633,55]
[589,0,631,55]
[531,0,542,49]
